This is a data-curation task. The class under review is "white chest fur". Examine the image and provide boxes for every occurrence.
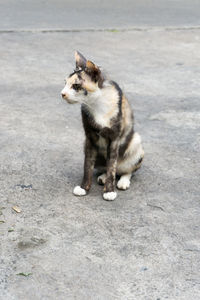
[86,84,118,129]
[94,113,110,128]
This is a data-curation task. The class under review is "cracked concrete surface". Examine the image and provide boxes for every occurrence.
[0,1,200,300]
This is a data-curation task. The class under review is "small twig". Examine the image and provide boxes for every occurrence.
[147,203,165,211]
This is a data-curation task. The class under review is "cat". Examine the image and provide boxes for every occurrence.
[61,51,144,201]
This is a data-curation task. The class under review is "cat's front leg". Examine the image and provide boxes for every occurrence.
[103,140,118,201]
[73,138,97,196]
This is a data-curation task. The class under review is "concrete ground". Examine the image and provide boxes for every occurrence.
[1,0,200,30]
[0,1,200,300]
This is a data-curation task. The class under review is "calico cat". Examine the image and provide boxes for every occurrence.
[61,51,144,201]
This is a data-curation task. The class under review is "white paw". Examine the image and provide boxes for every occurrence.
[117,177,130,190]
[103,192,117,201]
[73,186,86,196]
[97,173,106,185]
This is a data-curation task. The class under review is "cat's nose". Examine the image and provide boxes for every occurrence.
[61,91,68,98]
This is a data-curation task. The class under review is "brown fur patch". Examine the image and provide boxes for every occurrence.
[86,60,97,71]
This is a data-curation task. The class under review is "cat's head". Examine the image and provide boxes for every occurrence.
[61,51,104,104]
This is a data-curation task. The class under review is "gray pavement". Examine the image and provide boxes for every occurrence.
[1,0,200,30]
[0,1,200,300]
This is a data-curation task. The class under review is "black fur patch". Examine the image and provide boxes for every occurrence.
[69,69,83,78]
[81,138,97,191]
[119,128,134,158]
[83,89,88,96]
[85,68,104,88]
[95,154,106,168]
[137,157,143,164]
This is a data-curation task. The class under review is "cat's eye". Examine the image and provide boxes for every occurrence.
[72,83,82,91]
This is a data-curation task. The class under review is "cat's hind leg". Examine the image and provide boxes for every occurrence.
[117,173,132,190]
[117,132,144,190]
[97,173,107,185]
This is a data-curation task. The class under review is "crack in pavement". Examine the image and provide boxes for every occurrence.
[1,26,200,34]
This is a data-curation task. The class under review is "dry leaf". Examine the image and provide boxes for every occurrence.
[17,272,32,277]
[12,206,21,213]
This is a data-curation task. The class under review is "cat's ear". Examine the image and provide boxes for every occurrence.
[86,60,103,87]
[75,51,87,69]
[86,60,101,80]
[86,60,99,72]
